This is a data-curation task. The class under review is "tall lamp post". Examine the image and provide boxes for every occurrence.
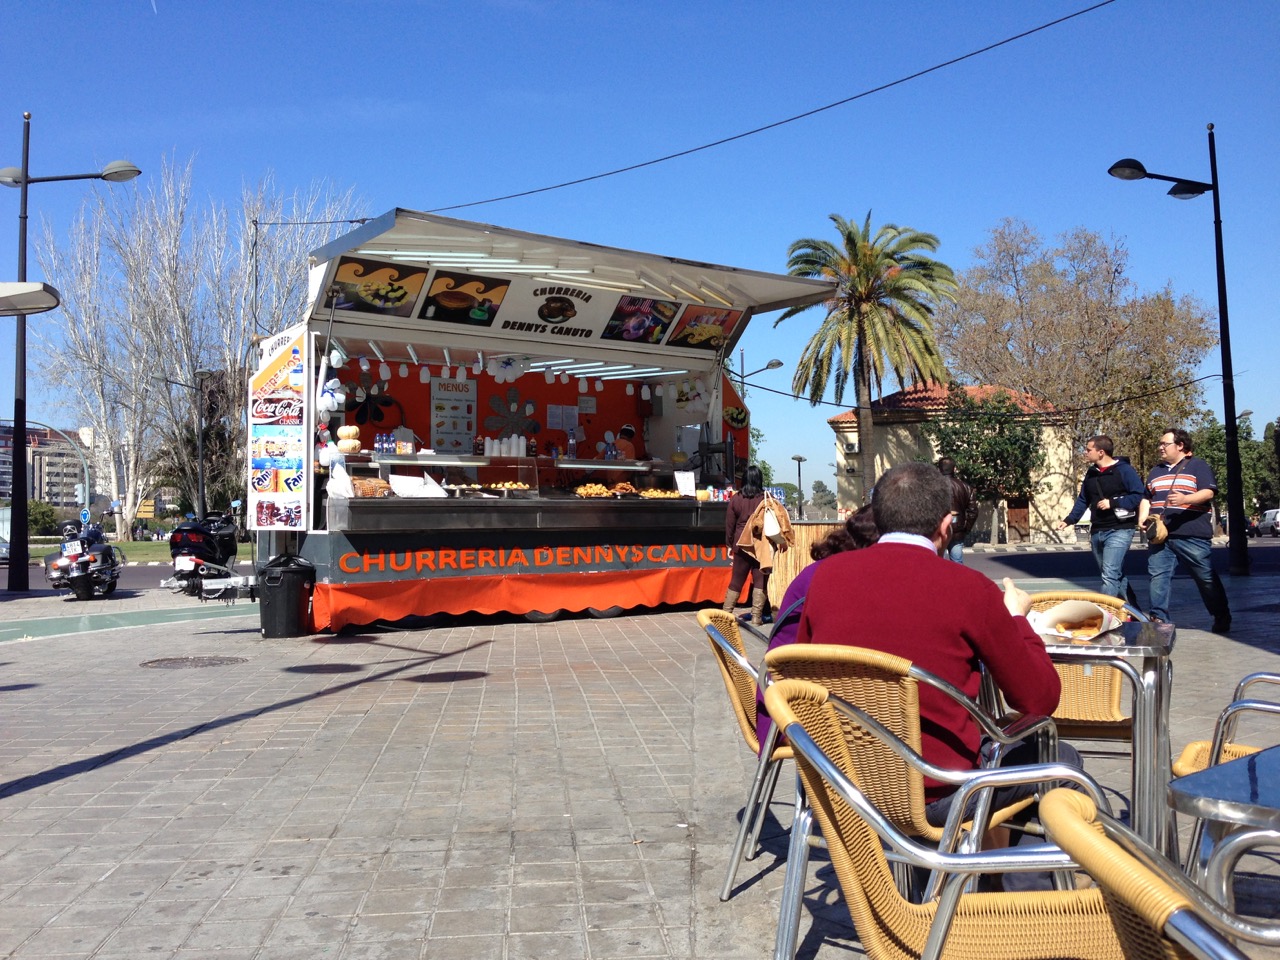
[162,369,215,520]
[792,454,807,520]
[1108,123,1248,575]
[1,112,140,591]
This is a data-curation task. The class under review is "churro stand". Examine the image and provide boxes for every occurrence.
[248,210,833,631]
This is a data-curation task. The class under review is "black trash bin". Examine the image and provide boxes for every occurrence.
[257,554,316,638]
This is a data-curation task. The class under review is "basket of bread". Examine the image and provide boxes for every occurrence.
[351,476,394,498]
[1028,599,1124,642]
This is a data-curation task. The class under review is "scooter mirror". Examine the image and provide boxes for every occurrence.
[230,499,242,508]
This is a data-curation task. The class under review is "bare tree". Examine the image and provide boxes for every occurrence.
[936,219,1216,475]
[35,157,364,531]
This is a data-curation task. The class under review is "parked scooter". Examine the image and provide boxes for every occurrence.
[167,500,241,597]
[43,512,126,600]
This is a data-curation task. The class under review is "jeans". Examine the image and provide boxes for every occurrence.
[1147,536,1230,622]
[944,540,964,564]
[1089,527,1135,602]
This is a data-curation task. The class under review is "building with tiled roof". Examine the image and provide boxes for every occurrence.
[827,383,1075,544]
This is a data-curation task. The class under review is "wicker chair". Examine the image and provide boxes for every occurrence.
[696,609,793,901]
[765,645,1080,960]
[765,678,1127,960]
[1172,672,1280,777]
[1169,672,1280,879]
[1041,788,1280,958]
[1027,590,1148,743]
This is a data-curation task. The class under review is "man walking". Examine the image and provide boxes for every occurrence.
[1137,427,1231,631]
[937,456,978,563]
[1054,435,1145,605]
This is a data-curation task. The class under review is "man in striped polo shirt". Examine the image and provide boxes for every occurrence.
[1137,427,1231,632]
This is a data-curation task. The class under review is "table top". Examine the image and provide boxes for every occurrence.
[1168,744,1280,829]
[1039,618,1176,660]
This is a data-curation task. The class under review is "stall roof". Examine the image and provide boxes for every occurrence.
[306,209,835,380]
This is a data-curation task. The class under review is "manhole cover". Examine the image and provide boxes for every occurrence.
[140,656,249,669]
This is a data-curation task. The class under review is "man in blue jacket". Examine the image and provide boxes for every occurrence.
[1054,435,1146,604]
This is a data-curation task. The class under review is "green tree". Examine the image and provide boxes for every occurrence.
[1191,413,1275,521]
[810,479,838,513]
[27,500,60,536]
[746,426,775,486]
[777,212,956,498]
[921,389,1046,543]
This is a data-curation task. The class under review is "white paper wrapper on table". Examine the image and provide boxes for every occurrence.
[387,472,448,498]
[1028,600,1123,640]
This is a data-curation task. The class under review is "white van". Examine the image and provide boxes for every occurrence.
[1261,509,1280,537]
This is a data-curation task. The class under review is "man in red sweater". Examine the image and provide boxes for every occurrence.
[796,462,1072,888]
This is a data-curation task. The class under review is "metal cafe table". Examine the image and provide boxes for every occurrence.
[1168,744,1280,906]
[1040,619,1177,856]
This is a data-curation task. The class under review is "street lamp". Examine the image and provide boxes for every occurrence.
[792,454,807,520]
[1108,124,1247,576]
[729,351,783,395]
[161,369,215,520]
[1,112,140,591]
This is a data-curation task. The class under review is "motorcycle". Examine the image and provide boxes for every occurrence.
[44,514,126,600]
[167,500,241,597]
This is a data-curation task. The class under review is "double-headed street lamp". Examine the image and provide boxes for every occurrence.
[1108,123,1248,576]
[1,112,140,590]
[792,454,807,520]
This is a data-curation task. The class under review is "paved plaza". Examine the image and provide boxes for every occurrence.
[1,559,1278,959]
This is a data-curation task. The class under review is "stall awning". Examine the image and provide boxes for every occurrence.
[306,209,834,379]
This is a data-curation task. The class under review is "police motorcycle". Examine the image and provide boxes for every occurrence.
[165,500,241,597]
[43,509,126,600]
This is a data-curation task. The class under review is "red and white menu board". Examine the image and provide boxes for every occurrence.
[429,376,478,453]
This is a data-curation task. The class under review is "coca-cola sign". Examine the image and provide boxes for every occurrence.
[251,395,304,425]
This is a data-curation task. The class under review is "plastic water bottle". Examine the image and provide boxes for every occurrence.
[567,435,577,458]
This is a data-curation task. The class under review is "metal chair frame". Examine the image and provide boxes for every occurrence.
[771,681,1114,960]
[764,647,1092,960]
[1042,787,1280,955]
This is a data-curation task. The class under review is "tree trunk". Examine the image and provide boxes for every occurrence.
[855,330,876,502]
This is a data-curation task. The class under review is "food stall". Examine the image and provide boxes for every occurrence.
[249,209,833,631]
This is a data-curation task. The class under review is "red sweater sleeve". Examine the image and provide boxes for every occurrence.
[968,604,1061,718]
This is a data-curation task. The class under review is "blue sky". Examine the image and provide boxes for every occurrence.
[2,0,1277,492]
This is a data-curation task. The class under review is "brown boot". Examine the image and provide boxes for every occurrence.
[722,587,739,613]
[750,588,767,626]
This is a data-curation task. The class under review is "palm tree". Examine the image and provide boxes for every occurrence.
[777,212,957,498]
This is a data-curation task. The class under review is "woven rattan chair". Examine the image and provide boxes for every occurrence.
[1041,788,1280,958]
[1028,590,1148,742]
[1169,672,1280,879]
[765,645,1078,960]
[1172,672,1280,777]
[765,678,1126,960]
[696,608,793,901]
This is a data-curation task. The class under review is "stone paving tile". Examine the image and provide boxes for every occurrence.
[3,568,1280,959]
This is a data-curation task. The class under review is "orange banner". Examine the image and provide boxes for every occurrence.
[311,566,733,632]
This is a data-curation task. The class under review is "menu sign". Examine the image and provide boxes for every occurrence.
[430,376,478,453]
[248,329,307,530]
